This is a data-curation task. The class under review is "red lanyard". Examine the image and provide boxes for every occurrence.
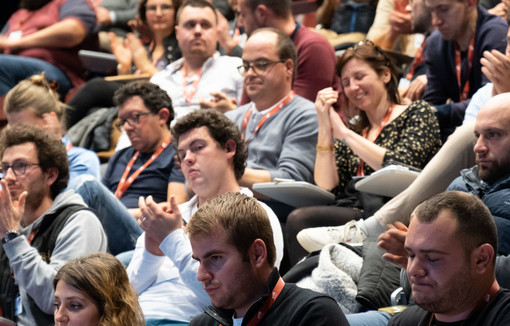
[356,104,395,177]
[241,91,295,145]
[182,66,202,104]
[220,277,285,326]
[66,143,73,152]
[114,136,171,199]
[455,36,475,101]
[406,39,426,80]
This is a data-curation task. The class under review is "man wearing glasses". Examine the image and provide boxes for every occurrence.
[67,80,186,255]
[225,27,318,218]
[0,124,107,324]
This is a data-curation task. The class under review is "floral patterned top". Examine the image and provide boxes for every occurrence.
[332,100,441,199]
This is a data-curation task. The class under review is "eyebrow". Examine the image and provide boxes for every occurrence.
[192,249,224,261]
[405,246,449,255]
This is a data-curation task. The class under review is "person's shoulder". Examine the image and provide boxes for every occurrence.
[388,305,429,325]
[225,103,250,121]
[215,53,243,66]
[285,96,317,116]
[295,26,331,47]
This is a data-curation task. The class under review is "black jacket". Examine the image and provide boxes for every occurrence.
[190,268,349,326]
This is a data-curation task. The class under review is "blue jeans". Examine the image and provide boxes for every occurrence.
[0,54,72,97]
[346,311,392,326]
[68,175,142,255]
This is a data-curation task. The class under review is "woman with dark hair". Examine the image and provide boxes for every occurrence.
[53,252,144,326]
[286,41,442,265]
[65,0,182,129]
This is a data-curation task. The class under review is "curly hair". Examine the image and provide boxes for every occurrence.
[113,80,174,127]
[337,41,402,133]
[0,124,69,199]
[171,109,247,180]
[4,73,68,131]
[53,252,145,326]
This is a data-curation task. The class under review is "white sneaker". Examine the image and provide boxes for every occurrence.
[297,220,367,253]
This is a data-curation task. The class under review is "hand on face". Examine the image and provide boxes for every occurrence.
[481,49,510,95]
[138,195,183,246]
[388,10,413,34]
[378,221,409,268]
[0,179,26,237]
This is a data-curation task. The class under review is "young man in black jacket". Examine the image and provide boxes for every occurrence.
[187,192,349,326]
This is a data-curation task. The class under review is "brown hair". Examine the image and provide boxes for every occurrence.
[53,252,145,326]
[139,0,182,24]
[187,192,276,266]
[176,0,218,24]
[0,124,69,199]
[413,191,498,262]
[171,109,247,180]
[4,73,68,131]
[245,0,291,18]
[337,41,401,133]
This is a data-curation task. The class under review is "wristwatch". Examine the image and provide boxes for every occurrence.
[2,230,20,244]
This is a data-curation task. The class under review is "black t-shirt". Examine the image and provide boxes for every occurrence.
[388,289,510,326]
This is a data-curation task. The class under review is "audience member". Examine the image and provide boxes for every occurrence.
[236,0,339,102]
[0,0,98,98]
[381,191,510,325]
[291,41,441,264]
[53,252,144,326]
[422,0,507,139]
[66,0,183,129]
[0,125,107,324]
[463,25,510,123]
[398,0,434,102]
[151,0,243,121]
[226,28,317,186]
[187,192,350,325]
[366,0,421,57]
[128,109,284,324]
[4,74,101,180]
[304,91,510,264]
[67,81,185,255]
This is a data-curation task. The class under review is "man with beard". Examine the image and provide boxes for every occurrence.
[422,0,507,139]
[0,124,106,324]
[0,0,97,98]
[68,80,186,255]
[386,191,510,326]
[188,192,349,326]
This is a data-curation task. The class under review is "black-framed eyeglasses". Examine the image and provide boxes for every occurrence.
[0,161,40,177]
[115,112,151,131]
[237,59,286,75]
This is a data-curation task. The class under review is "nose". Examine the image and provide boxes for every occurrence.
[407,257,426,279]
[54,306,68,323]
[431,11,441,26]
[3,166,16,181]
[193,23,202,34]
[473,136,487,155]
[196,262,212,283]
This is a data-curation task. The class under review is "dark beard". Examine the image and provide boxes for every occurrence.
[19,0,52,11]
[478,159,510,185]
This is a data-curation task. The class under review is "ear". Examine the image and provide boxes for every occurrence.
[381,67,391,84]
[158,108,171,126]
[284,58,294,81]
[224,138,236,159]
[471,243,495,274]
[45,167,59,188]
[254,4,270,25]
[249,238,268,268]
